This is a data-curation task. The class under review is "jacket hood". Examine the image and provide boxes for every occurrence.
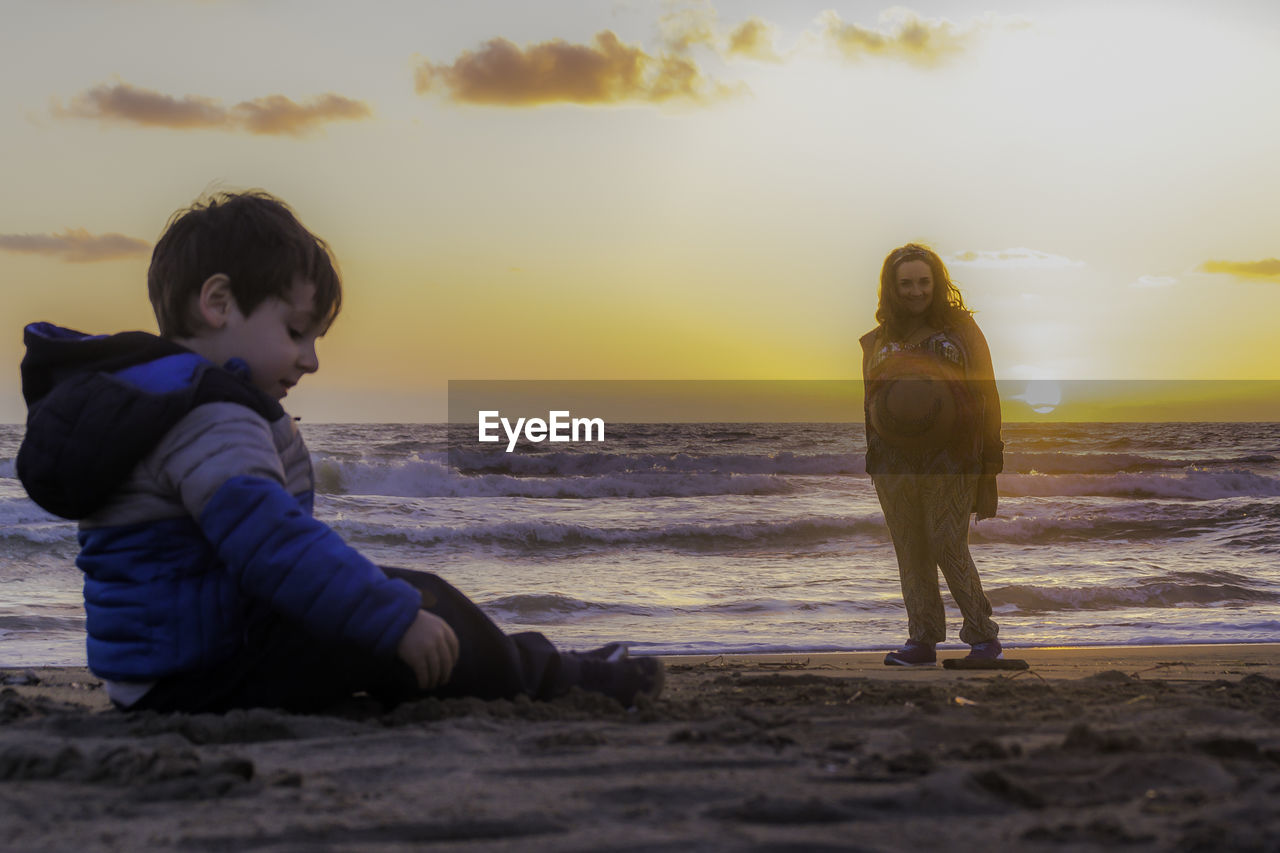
[17,323,282,520]
[20,323,191,407]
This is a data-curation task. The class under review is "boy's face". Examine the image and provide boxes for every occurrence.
[220,276,325,399]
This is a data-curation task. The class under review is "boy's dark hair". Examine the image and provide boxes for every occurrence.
[148,190,342,338]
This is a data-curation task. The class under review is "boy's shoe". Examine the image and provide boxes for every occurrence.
[564,650,665,707]
[883,641,937,666]
[965,639,1003,660]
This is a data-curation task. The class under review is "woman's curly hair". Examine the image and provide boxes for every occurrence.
[875,243,972,335]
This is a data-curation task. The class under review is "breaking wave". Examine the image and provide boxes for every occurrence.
[331,516,889,551]
[990,572,1278,612]
[999,468,1280,500]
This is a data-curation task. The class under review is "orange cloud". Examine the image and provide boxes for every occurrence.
[54,82,372,136]
[820,9,983,66]
[233,93,372,136]
[56,83,224,129]
[0,228,149,263]
[1199,258,1280,279]
[659,6,785,63]
[727,17,782,62]
[413,31,734,106]
[659,3,719,53]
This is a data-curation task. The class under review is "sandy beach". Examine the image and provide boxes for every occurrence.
[2,644,1278,852]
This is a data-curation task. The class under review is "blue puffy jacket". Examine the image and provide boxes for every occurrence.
[16,323,421,682]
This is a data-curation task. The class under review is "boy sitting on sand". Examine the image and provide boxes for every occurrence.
[16,190,662,713]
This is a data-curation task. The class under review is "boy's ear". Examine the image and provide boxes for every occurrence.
[196,274,235,329]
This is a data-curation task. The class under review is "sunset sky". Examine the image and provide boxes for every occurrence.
[3,1,1278,422]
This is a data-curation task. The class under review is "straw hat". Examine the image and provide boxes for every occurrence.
[868,355,958,450]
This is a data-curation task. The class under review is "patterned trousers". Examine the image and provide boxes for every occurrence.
[873,472,999,645]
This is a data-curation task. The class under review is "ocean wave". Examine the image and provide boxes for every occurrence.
[999,468,1280,500]
[0,525,77,546]
[1004,451,1276,475]
[988,577,1278,612]
[346,447,1278,481]
[331,505,1278,551]
[1123,624,1280,645]
[705,429,760,442]
[0,614,84,632]
[447,448,865,477]
[0,498,76,545]
[314,449,1280,500]
[314,455,802,499]
[331,516,889,551]
[970,513,1226,545]
[480,593,656,624]
[695,598,886,615]
[478,592,892,625]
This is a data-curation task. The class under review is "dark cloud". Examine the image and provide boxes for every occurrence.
[413,31,734,106]
[1199,258,1280,279]
[0,229,149,263]
[820,9,982,66]
[54,83,372,136]
[726,17,782,62]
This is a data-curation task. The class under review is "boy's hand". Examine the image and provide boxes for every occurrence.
[396,610,460,690]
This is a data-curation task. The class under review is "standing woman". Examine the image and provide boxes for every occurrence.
[861,243,1004,666]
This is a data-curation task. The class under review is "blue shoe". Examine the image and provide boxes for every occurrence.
[965,639,1003,660]
[884,641,937,666]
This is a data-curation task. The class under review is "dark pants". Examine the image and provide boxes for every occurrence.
[131,569,564,714]
[873,473,999,646]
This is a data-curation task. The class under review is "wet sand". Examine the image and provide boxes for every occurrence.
[2,644,1278,851]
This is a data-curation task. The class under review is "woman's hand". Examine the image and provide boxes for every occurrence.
[975,474,999,520]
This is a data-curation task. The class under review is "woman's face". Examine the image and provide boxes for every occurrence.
[894,259,934,316]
